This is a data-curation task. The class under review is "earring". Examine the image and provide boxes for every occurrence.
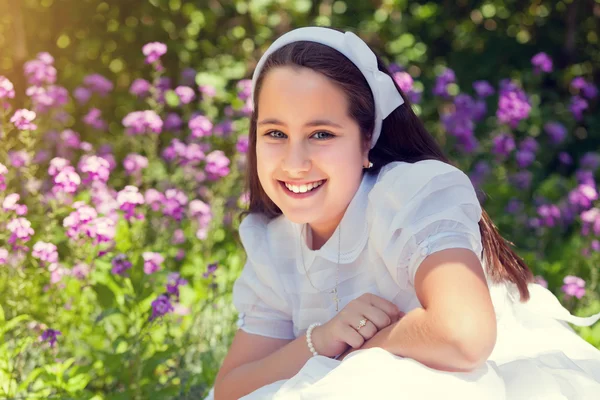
[364,161,373,169]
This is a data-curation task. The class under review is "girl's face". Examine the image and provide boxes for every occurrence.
[256,66,369,243]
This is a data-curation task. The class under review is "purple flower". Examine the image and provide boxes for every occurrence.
[0,248,8,265]
[496,83,531,128]
[164,113,183,131]
[473,80,494,98]
[142,252,164,275]
[61,129,81,149]
[166,272,188,300]
[236,136,249,154]
[491,133,516,158]
[203,263,218,278]
[515,151,534,168]
[72,262,91,280]
[130,78,152,97]
[537,204,561,227]
[569,96,588,121]
[509,171,533,190]
[568,184,598,210]
[149,295,174,321]
[7,217,35,244]
[559,152,573,165]
[39,328,62,348]
[544,122,567,145]
[0,76,15,99]
[122,110,163,135]
[116,185,145,220]
[32,241,59,263]
[73,86,91,104]
[580,152,600,171]
[188,115,213,138]
[123,154,149,175]
[172,229,185,245]
[533,275,548,288]
[83,73,114,96]
[561,275,585,299]
[23,53,57,86]
[214,120,234,137]
[571,77,598,100]
[142,42,167,64]
[433,68,456,98]
[26,85,69,114]
[162,189,188,221]
[468,160,491,188]
[506,198,524,214]
[175,86,196,105]
[180,67,196,86]
[83,108,108,131]
[78,155,110,184]
[63,202,99,240]
[531,52,553,74]
[111,254,132,276]
[237,79,252,101]
[205,150,230,180]
[10,109,37,131]
[86,216,116,245]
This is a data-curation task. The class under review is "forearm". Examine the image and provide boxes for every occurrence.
[214,334,313,400]
[344,307,487,372]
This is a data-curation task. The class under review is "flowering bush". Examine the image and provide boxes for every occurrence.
[0,13,599,400]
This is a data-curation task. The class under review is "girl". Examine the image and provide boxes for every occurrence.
[208,27,600,399]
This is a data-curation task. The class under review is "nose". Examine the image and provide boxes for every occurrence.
[281,141,311,177]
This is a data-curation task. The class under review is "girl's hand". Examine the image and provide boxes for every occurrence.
[310,293,402,358]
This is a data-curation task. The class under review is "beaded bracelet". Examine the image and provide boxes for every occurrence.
[306,322,321,357]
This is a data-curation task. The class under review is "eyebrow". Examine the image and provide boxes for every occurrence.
[257,118,344,129]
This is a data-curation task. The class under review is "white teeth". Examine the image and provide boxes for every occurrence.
[285,180,324,194]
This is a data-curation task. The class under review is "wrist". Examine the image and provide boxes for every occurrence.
[309,324,327,356]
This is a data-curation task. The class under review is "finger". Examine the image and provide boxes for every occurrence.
[338,324,365,349]
[359,304,395,330]
[363,293,401,321]
[352,318,377,340]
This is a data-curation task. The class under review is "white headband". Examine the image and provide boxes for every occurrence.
[250,27,405,149]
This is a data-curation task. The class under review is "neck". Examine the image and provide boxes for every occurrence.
[308,211,344,250]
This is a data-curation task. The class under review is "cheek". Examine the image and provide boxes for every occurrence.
[256,143,279,182]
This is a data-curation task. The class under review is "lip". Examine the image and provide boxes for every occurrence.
[278,179,326,199]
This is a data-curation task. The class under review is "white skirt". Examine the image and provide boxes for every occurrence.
[207,284,600,400]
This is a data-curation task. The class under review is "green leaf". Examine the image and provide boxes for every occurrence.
[93,284,116,309]
[0,304,4,324]
[164,90,180,107]
[114,219,132,253]
[66,373,91,392]
[0,315,31,336]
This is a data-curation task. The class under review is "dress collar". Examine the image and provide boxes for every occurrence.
[293,172,376,274]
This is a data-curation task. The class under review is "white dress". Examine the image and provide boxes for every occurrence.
[207,160,600,400]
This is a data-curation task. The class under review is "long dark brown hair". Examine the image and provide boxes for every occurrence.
[245,33,534,301]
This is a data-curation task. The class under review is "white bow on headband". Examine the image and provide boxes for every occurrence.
[250,27,405,149]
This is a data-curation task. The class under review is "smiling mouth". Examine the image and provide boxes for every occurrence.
[280,179,326,194]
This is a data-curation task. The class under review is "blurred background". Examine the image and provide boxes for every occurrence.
[0,1,599,399]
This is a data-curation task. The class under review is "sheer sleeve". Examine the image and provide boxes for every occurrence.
[231,213,295,340]
[369,160,484,291]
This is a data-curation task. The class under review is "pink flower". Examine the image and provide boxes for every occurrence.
[142,42,167,64]
[145,188,165,212]
[0,76,15,99]
[175,86,196,105]
[23,52,57,86]
[48,157,71,177]
[53,166,81,194]
[142,252,164,274]
[78,155,110,184]
[204,150,230,180]
[0,248,8,264]
[10,109,37,131]
[0,162,7,191]
[122,110,163,135]
[123,154,149,175]
[2,193,20,211]
[561,275,585,299]
[7,217,35,243]
[32,241,59,263]
[116,185,145,220]
[188,115,213,138]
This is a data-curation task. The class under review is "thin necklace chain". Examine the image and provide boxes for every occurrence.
[300,224,341,312]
